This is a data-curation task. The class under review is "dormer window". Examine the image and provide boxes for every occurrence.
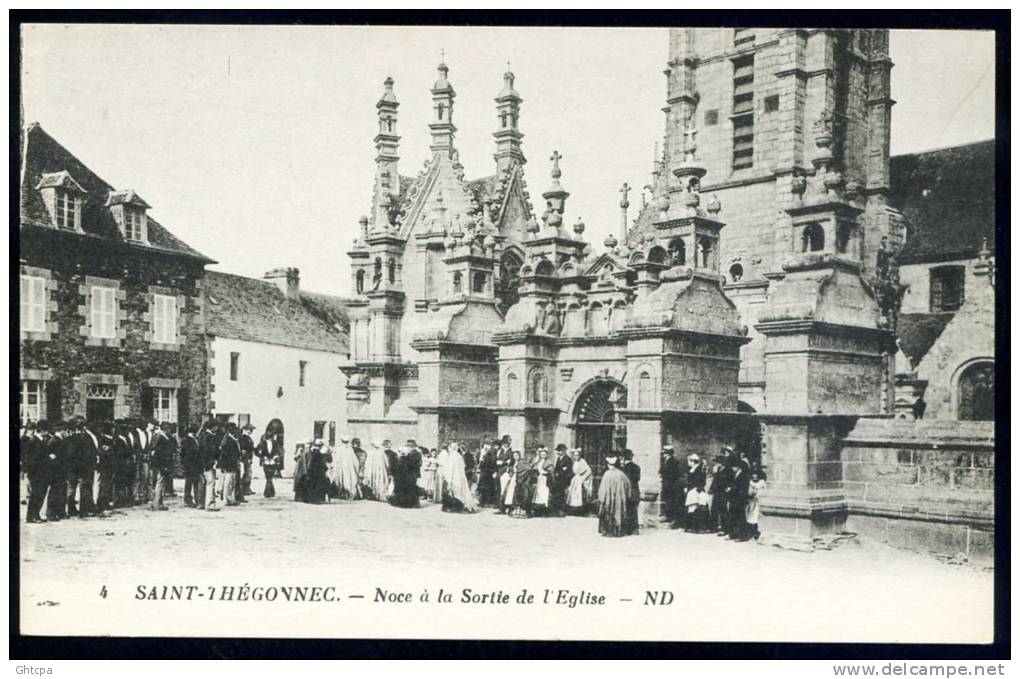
[124,208,144,242]
[55,191,81,229]
[36,171,87,231]
[105,189,151,244]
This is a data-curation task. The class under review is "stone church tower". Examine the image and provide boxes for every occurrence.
[629,28,905,413]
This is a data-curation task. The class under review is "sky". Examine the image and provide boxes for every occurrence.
[20,25,995,297]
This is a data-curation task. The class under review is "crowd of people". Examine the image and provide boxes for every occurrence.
[658,445,767,542]
[287,434,766,542]
[21,419,766,542]
[19,416,286,522]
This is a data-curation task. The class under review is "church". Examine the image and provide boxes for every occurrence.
[341,28,994,556]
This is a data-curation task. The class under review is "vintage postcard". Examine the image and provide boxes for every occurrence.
[16,18,999,647]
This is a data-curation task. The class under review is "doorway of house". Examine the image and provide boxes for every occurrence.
[85,384,116,422]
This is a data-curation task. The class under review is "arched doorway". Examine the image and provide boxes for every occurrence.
[573,379,627,478]
[957,361,994,421]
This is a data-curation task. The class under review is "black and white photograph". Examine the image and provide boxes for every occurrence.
[13,11,1006,660]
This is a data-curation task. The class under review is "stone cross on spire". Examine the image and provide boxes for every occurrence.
[550,150,563,178]
[619,182,631,242]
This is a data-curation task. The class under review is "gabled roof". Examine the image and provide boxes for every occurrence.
[20,123,213,263]
[105,189,151,209]
[203,271,349,354]
[891,139,995,264]
[896,312,955,369]
[36,170,87,193]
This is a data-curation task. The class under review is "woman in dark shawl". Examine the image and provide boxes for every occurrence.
[509,451,535,518]
[293,440,330,504]
[389,447,421,509]
[597,456,634,537]
[476,443,499,506]
[292,441,311,503]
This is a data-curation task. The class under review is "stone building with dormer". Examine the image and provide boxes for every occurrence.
[19,123,215,427]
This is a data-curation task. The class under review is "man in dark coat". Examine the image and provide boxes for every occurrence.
[621,449,641,534]
[709,452,733,535]
[45,422,71,521]
[71,419,100,518]
[181,423,202,507]
[150,422,176,510]
[239,423,256,497]
[726,455,751,540]
[476,442,499,506]
[24,420,50,523]
[383,439,398,478]
[95,420,117,512]
[255,431,283,499]
[113,420,135,507]
[658,445,684,527]
[217,423,242,507]
[550,443,574,517]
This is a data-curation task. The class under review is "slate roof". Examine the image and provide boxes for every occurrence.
[20,123,214,262]
[203,271,349,354]
[465,174,500,203]
[890,140,996,264]
[896,312,955,370]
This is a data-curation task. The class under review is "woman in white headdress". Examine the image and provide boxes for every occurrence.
[329,436,362,500]
[361,440,391,501]
[442,445,478,513]
[565,449,594,516]
[432,446,450,504]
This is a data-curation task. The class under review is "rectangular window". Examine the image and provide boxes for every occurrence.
[732,55,755,170]
[299,360,308,387]
[152,294,178,344]
[313,420,326,440]
[734,28,755,46]
[152,387,178,423]
[328,421,336,446]
[237,413,251,429]
[230,352,240,381]
[20,380,44,425]
[704,109,719,126]
[764,94,780,113]
[930,265,966,312]
[124,209,144,242]
[90,285,117,339]
[55,192,80,230]
[20,275,46,332]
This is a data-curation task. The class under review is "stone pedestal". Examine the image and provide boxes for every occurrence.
[759,414,855,539]
[625,414,664,519]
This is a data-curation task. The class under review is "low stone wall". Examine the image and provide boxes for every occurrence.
[841,418,994,563]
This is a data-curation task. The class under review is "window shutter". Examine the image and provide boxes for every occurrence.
[176,387,189,429]
[140,386,154,420]
[45,380,61,422]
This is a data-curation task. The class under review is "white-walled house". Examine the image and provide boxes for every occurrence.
[204,268,350,464]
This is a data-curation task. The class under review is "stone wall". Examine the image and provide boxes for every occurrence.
[842,417,994,562]
[19,227,210,427]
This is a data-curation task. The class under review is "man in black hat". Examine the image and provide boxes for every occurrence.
[709,448,734,535]
[659,445,684,527]
[217,423,242,507]
[24,420,50,523]
[237,423,256,501]
[46,421,72,521]
[150,422,176,511]
[181,422,203,507]
[550,443,573,517]
[621,449,641,534]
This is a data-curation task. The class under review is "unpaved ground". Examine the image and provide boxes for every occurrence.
[18,477,994,643]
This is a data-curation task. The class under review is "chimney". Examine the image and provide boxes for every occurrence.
[264,267,300,300]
